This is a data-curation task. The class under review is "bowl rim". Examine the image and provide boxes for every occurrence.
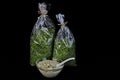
[36,59,64,71]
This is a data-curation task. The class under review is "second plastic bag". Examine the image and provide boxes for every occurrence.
[53,14,76,66]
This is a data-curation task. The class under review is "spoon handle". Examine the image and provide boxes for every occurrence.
[56,57,75,67]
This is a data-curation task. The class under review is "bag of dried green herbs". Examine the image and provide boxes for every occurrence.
[30,2,55,66]
[53,14,76,66]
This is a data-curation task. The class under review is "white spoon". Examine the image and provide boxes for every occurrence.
[56,57,75,67]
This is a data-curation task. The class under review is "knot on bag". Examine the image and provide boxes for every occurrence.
[58,21,68,27]
[38,10,48,15]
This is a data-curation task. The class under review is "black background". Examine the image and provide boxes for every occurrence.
[1,0,120,79]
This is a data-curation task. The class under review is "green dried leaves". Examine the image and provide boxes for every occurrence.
[30,27,55,66]
[53,38,76,66]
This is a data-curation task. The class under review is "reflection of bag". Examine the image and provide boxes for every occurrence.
[53,14,76,66]
[30,3,55,66]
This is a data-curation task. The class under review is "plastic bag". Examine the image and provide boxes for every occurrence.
[53,14,76,66]
[30,2,55,66]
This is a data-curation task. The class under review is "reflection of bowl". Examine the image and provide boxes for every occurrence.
[36,60,64,78]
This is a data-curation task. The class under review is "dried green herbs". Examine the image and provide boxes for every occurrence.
[53,38,76,66]
[30,27,55,66]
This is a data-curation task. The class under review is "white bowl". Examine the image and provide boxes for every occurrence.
[36,60,64,78]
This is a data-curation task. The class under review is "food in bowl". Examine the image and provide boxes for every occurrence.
[36,60,64,78]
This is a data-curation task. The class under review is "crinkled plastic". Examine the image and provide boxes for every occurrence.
[30,3,55,66]
[53,14,76,66]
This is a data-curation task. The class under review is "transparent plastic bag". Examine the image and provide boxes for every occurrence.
[30,2,55,66]
[53,14,76,66]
